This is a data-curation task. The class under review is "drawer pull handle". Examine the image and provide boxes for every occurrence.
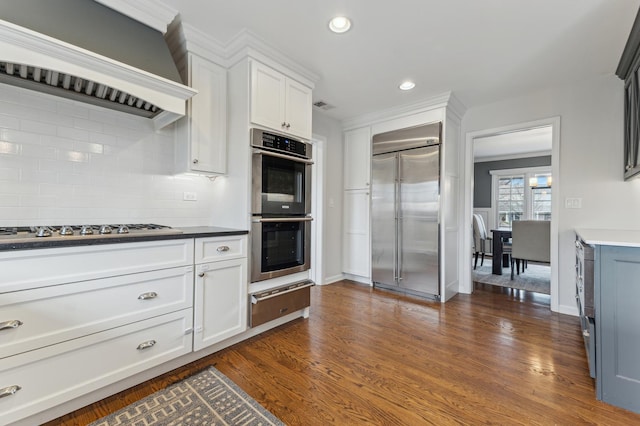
[279,307,289,314]
[582,330,590,338]
[198,272,205,278]
[0,320,23,331]
[251,281,315,303]
[0,385,21,399]
[138,292,158,300]
[217,245,230,252]
[136,340,156,350]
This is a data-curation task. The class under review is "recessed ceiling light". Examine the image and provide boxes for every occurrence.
[399,81,416,91]
[329,16,352,33]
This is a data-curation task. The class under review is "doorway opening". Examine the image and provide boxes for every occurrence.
[462,117,560,311]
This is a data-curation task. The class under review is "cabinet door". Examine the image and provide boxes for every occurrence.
[193,258,247,351]
[343,189,370,277]
[285,78,312,139]
[598,246,640,413]
[189,54,227,174]
[250,61,286,133]
[344,127,372,190]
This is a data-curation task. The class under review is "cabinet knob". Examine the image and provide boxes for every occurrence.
[286,123,291,129]
[0,320,23,331]
[0,385,21,399]
[192,158,199,164]
[281,122,287,127]
[198,272,205,278]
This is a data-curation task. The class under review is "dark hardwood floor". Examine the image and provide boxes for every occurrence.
[47,281,640,425]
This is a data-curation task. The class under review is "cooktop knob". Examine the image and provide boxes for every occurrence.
[117,225,130,234]
[80,225,94,235]
[99,225,112,234]
[35,227,52,237]
[59,225,74,236]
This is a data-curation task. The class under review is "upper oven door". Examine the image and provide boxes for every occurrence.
[252,149,312,215]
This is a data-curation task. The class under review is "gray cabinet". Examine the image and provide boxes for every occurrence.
[617,8,640,180]
[596,245,640,413]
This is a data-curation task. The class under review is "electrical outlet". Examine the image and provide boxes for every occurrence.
[183,192,197,201]
[565,197,582,209]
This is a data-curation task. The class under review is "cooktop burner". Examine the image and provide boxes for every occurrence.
[0,224,183,243]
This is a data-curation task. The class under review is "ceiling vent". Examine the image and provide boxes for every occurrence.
[313,100,336,111]
[0,0,196,129]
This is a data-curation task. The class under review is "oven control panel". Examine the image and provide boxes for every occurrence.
[251,128,310,159]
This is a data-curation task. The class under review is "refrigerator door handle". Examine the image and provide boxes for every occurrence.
[396,154,403,282]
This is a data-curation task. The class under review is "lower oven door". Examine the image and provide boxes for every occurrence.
[251,216,312,283]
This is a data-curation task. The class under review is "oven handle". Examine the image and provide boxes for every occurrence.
[251,282,315,303]
[252,217,314,223]
[252,148,314,165]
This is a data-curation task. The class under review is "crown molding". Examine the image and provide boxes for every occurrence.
[342,92,461,130]
[94,0,178,34]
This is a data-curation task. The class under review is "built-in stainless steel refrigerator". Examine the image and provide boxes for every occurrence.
[371,123,441,299]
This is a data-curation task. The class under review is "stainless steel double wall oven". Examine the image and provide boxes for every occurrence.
[250,128,313,282]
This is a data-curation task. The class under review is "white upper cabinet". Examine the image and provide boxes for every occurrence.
[250,60,312,140]
[344,127,372,190]
[176,53,227,175]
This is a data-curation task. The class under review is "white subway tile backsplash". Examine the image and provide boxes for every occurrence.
[0,85,219,226]
[20,119,58,136]
[58,126,89,142]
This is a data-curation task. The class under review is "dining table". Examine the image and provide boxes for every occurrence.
[491,228,512,275]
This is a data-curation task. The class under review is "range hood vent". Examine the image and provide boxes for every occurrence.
[0,1,196,129]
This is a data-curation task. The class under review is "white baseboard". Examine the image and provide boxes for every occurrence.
[343,273,372,285]
[322,274,344,285]
[556,303,579,317]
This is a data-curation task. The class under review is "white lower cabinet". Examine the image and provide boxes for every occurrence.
[193,235,248,351]
[0,234,249,424]
[0,309,193,425]
[193,258,247,351]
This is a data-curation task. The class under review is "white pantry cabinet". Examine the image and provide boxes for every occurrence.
[250,60,312,140]
[343,189,371,277]
[343,126,372,279]
[193,235,248,351]
[344,127,371,190]
[176,52,227,174]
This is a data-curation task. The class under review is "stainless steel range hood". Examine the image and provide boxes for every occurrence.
[0,0,196,129]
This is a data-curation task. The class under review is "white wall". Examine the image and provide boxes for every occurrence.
[463,74,640,313]
[0,85,218,227]
[312,110,344,283]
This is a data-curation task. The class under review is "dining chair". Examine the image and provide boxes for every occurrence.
[510,220,551,279]
[472,214,491,269]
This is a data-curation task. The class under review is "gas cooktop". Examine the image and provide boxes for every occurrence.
[0,224,183,243]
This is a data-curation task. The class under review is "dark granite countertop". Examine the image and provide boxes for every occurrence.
[0,226,248,252]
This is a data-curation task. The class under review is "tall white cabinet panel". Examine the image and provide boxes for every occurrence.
[344,127,372,190]
[193,235,248,351]
[250,60,312,140]
[343,189,370,277]
[343,126,372,280]
[176,53,227,174]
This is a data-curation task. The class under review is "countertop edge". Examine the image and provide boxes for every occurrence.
[0,227,249,252]
[576,228,640,248]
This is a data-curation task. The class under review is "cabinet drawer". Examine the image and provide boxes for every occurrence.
[0,267,193,358]
[0,239,194,293]
[195,235,247,263]
[250,281,312,327]
[0,309,193,425]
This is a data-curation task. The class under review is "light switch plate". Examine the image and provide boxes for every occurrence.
[565,197,582,209]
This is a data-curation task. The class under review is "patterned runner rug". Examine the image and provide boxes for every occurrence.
[90,367,284,426]
[472,258,551,294]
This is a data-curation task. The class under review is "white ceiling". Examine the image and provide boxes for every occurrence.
[160,0,640,122]
[473,126,552,161]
